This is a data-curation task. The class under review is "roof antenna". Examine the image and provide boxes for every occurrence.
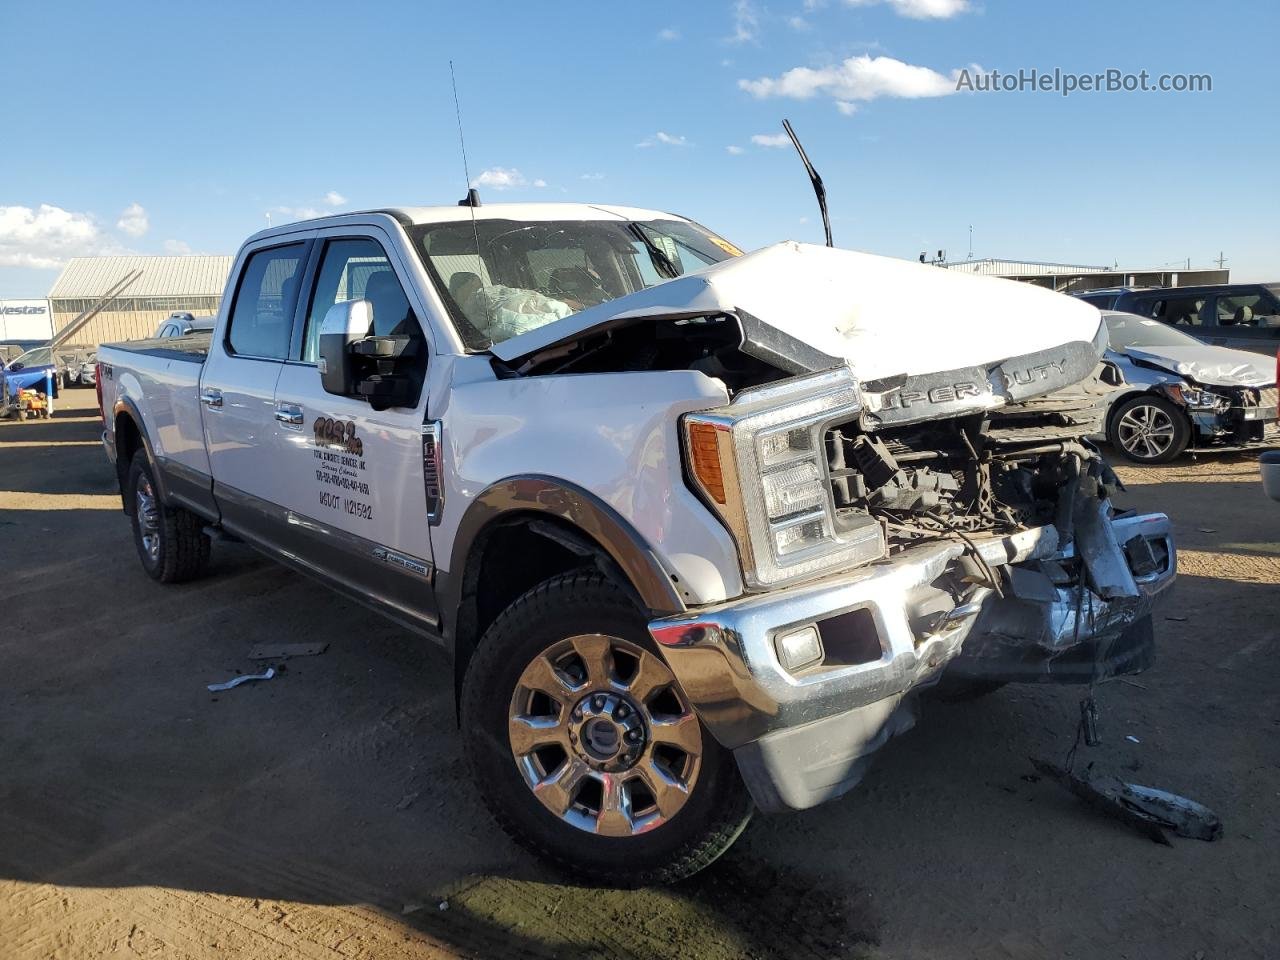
[450,60,483,269]
[782,118,833,248]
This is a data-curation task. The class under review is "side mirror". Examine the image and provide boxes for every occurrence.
[9,362,23,372]
[318,300,373,396]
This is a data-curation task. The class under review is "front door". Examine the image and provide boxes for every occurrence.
[270,233,439,631]
[202,240,310,546]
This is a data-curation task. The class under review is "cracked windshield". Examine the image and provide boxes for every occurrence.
[412,218,741,348]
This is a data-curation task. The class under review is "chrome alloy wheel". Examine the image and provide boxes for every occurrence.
[508,634,702,837]
[135,477,161,562]
[1117,403,1177,460]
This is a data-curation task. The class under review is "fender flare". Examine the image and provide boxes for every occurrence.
[112,397,164,509]
[443,475,687,622]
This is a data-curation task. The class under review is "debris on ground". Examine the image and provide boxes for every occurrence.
[1032,758,1223,844]
[207,667,276,692]
[401,902,425,915]
[1126,735,1141,743]
[395,791,420,811]
[247,642,328,660]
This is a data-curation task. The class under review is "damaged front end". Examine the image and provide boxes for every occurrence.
[652,358,1175,813]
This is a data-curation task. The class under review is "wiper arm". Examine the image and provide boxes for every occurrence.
[628,223,680,280]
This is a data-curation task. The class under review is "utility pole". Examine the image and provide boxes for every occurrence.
[1215,251,1227,269]
[967,225,973,259]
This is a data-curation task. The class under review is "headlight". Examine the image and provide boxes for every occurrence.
[683,366,885,590]
[1170,384,1229,410]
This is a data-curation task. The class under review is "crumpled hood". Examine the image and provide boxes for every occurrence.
[1119,344,1275,388]
[491,241,1105,383]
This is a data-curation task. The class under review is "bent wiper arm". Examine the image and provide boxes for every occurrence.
[628,223,681,280]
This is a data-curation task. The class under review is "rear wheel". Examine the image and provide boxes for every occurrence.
[127,451,211,583]
[1108,395,1190,464]
[462,571,753,886]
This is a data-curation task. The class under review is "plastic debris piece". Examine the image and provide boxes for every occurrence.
[1126,735,1141,744]
[1032,758,1222,844]
[207,667,276,692]
[402,902,425,915]
[438,900,449,912]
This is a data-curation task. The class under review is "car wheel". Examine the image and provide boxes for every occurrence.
[126,451,211,583]
[462,570,753,886]
[1108,395,1190,464]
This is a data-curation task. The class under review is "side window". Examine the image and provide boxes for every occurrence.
[1146,296,1204,326]
[1216,291,1279,328]
[227,244,306,359]
[303,238,421,362]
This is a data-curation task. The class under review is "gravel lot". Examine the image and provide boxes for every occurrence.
[2,390,1277,960]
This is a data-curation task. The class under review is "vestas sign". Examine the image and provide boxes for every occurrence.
[0,300,55,339]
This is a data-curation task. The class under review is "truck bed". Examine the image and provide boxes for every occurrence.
[102,331,211,362]
[99,332,213,488]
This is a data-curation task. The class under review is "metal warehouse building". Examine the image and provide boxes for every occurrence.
[49,255,233,346]
[941,258,1228,293]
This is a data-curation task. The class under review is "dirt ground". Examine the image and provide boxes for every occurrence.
[1,390,1277,960]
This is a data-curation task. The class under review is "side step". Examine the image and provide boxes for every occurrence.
[202,525,242,543]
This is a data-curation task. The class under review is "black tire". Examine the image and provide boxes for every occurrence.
[462,570,754,887]
[1107,394,1191,464]
[926,675,1007,702]
[126,451,211,583]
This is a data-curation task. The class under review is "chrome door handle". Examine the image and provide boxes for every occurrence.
[275,403,304,425]
[200,389,223,408]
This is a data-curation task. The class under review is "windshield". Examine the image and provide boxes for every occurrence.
[12,347,52,368]
[1104,313,1205,351]
[410,218,741,349]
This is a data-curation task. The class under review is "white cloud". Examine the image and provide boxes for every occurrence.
[163,239,194,255]
[740,55,964,109]
[658,27,680,40]
[751,133,792,148]
[579,172,606,181]
[323,190,347,206]
[726,145,745,155]
[727,0,760,42]
[0,204,113,269]
[788,15,811,29]
[470,167,546,190]
[845,0,971,18]
[116,202,149,238]
[269,205,326,222]
[638,131,688,148]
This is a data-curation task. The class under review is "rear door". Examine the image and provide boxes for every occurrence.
[201,239,311,546]
[270,229,440,632]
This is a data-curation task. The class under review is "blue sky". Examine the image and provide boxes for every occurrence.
[2,0,1277,298]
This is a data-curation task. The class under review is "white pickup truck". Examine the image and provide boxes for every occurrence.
[99,202,1176,885]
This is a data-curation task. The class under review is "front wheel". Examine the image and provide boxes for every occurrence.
[1108,394,1191,464]
[462,571,753,886]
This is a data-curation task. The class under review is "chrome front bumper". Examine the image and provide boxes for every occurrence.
[649,511,1176,813]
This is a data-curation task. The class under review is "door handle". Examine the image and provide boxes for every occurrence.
[200,388,223,408]
[275,403,304,426]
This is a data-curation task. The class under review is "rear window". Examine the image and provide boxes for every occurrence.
[226,244,306,359]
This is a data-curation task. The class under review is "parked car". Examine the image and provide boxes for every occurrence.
[1075,283,1280,357]
[1,344,59,413]
[56,347,97,387]
[154,312,216,339]
[98,203,1175,885]
[1099,311,1278,463]
[78,352,98,387]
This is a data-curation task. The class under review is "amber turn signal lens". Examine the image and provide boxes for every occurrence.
[687,421,727,505]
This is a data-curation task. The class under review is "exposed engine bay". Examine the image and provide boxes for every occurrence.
[827,378,1114,552]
